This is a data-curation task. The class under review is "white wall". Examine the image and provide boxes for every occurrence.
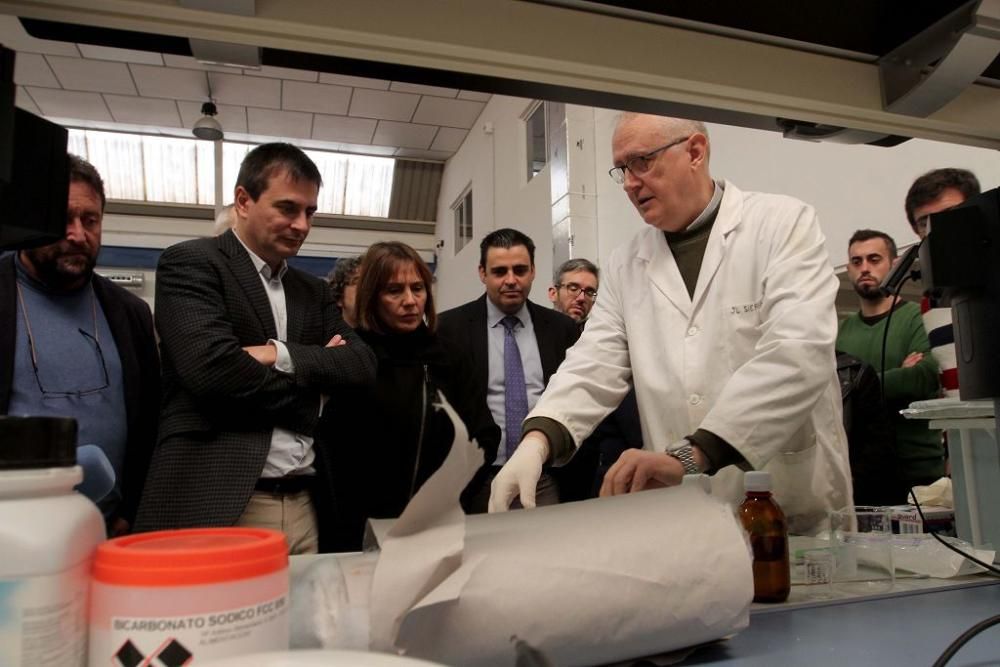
[435,95,555,311]
[591,109,1000,270]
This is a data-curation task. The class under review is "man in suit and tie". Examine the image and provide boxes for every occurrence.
[135,143,376,554]
[438,228,579,511]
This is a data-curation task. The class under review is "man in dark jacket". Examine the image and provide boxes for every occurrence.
[1,155,159,535]
[134,144,375,553]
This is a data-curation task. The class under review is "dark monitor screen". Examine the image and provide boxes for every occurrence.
[0,44,69,251]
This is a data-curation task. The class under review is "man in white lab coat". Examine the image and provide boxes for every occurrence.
[489,113,853,534]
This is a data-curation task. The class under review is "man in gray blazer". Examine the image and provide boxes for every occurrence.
[135,144,375,553]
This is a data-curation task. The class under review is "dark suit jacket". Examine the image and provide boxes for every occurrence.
[0,253,161,526]
[437,294,586,499]
[437,294,579,391]
[134,230,376,532]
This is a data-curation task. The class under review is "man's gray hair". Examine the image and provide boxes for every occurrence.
[614,113,709,141]
[553,257,599,285]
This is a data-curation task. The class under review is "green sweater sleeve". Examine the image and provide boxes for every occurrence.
[522,416,576,466]
[836,302,939,403]
[880,304,939,402]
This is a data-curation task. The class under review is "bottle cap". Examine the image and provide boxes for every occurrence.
[0,416,77,470]
[744,470,772,493]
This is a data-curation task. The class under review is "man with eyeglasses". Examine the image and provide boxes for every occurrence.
[0,154,161,535]
[904,168,981,400]
[489,113,853,535]
[548,258,599,329]
[438,228,580,512]
[134,143,376,554]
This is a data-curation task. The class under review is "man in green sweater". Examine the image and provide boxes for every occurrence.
[836,229,944,489]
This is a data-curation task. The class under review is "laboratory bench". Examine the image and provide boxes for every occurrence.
[685,576,1000,665]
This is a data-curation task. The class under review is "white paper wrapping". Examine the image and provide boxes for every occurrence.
[368,396,754,666]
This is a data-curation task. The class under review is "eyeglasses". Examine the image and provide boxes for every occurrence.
[17,282,110,398]
[608,135,691,184]
[556,283,598,300]
[29,329,110,398]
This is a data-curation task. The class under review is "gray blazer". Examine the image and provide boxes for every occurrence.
[134,230,375,531]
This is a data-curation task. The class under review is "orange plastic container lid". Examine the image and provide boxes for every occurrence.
[92,527,288,587]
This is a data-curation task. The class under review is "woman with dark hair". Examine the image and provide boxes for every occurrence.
[317,241,499,551]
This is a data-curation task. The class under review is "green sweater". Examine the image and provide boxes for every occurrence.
[837,301,943,483]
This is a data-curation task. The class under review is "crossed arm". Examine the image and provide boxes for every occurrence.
[155,243,375,432]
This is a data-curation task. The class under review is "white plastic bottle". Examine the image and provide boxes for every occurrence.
[0,416,106,667]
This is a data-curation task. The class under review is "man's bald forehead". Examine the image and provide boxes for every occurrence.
[613,113,707,140]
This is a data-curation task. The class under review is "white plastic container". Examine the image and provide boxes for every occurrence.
[0,416,106,667]
[89,527,290,665]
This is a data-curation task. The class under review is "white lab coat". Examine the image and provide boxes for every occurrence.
[530,182,853,534]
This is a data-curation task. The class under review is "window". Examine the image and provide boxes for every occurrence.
[69,130,395,216]
[525,101,547,180]
[221,143,394,216]
[453,187,473,253]
[70,129,214,204]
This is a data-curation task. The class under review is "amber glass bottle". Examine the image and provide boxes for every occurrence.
[738,471,790,603]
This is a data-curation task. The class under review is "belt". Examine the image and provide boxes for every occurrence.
[254,475,313,495]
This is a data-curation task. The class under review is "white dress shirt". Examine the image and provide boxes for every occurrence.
[233,231,316,478]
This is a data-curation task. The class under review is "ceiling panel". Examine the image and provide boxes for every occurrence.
[27,87,113,121]
[247,107,313,140]
[131,64,208,101]
[208,71,281,108]
[46,55,137,94]
[78,44,163,65]
[457,90,491,102]
[282,80,351,115]
[105,94,181,126]
[389,81,458,98]
[311,113,377,144]
[15,86,41,114]
[411,96,485,129]
[372,120,437,149]
[429,126,468,152]
[349,88,420,122]
[316,141,397,156]
[12,52,59,87]
[1,16,495,161]
[319,72,389,90]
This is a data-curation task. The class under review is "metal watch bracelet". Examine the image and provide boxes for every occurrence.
[668,441,701,475]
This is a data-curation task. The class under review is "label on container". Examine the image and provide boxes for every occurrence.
[95,593,289,665]
[0,561,90,667]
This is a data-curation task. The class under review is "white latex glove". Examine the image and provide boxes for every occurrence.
[488,431,550,512]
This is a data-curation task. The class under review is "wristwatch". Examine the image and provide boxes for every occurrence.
[668,440,702,475]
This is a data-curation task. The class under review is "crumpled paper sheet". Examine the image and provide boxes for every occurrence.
[909,477,953,508]
[368,396,753,667]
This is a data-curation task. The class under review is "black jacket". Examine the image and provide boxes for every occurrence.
[134,231,375,534]
[0,253,160,528]
[319,325,500,551]
[837,352,906,506]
